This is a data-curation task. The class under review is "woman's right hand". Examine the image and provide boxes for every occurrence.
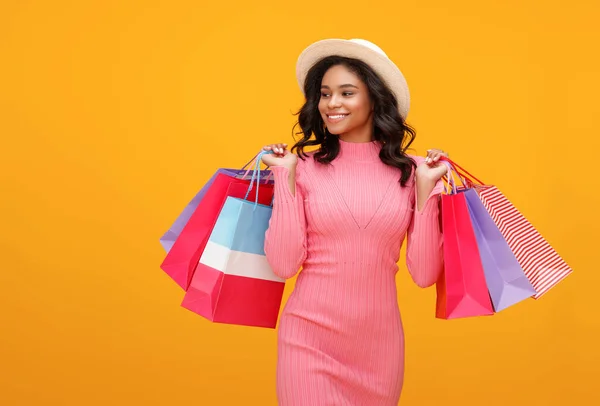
[261,143,298,169]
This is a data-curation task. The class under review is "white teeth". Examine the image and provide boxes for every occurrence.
[329,115,347,119]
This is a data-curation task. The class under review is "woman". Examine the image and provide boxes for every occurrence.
[262,38,449,405]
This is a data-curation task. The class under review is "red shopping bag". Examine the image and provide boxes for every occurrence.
[436,190,495,319]
[181,188,283,328]
[442,157,572,299]
[160,173,274,290]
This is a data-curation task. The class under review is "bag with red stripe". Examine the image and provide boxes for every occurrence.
[441,157,573,299]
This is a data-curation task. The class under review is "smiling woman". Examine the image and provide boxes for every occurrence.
[320,68,371,137]
[260,38,449,405]
[288,52,428,188]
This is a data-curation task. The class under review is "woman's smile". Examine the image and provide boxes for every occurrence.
[325,113,350,123]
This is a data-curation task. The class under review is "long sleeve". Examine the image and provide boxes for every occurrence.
[264,164,308,280]
[405,159,445,288]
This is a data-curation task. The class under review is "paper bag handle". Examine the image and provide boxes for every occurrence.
[243,150,274,208]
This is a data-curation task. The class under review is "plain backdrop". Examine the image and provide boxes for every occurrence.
[1,1,598,405]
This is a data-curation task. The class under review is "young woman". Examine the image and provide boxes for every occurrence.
[262,38,449,405]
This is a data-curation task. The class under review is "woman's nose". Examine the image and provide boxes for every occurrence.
[328,95,342,109]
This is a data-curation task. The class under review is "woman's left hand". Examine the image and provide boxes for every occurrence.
[416,148,449,182]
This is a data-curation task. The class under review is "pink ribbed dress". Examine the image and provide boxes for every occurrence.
[264,139,444,405]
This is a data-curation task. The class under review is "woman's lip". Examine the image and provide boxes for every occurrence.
[326,113,349,123]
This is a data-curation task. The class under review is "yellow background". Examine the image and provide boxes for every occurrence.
[1,1,598,405]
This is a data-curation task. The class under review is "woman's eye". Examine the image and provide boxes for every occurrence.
[343,92,353,96]
[320,93,330,98]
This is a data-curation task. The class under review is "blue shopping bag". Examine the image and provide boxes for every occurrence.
[180,151,284,328]
[160,154,272,253]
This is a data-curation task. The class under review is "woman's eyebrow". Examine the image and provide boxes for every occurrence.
[320,84,359,89]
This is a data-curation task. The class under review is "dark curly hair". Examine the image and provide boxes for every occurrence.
[291,55,417,187]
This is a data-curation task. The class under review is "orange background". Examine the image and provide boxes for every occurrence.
[1,1,598,405]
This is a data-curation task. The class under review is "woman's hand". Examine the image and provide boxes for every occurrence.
[261,143,298,169]
[414,148,449,211]
[416,148,449,182]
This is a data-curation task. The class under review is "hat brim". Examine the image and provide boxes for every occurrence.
[295,39,410,119]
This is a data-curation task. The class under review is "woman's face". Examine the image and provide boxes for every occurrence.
[318,64,373,138]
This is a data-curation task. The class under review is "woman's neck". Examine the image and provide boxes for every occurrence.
[338,126,374,143]
[338,133,373,143]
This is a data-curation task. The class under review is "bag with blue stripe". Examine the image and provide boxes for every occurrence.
[181,150,285,328]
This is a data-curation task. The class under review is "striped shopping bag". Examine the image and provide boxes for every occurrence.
[442,157,572,299]
[180,151,285,328]
[476,186,572,298]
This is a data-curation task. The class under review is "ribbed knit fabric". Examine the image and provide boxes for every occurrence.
[264,139,444,406]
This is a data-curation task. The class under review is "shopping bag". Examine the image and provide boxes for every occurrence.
[436,180,495,319]
[181,151,284,328]
[160,155,274,291]
[443,157,572,299]
[160,153,273,253]
[463,188,537,311]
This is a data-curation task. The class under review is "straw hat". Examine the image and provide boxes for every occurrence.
[295,38,411,119]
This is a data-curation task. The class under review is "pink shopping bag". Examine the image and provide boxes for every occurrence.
[160,171,274,290]
[436,188,495,319]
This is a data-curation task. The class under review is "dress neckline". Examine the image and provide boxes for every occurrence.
[336,138,382,162]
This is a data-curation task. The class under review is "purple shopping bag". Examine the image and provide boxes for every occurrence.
[160,155,273,253]
[461,187,536,312]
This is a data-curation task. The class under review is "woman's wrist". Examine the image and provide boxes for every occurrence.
[415,172,437,211]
